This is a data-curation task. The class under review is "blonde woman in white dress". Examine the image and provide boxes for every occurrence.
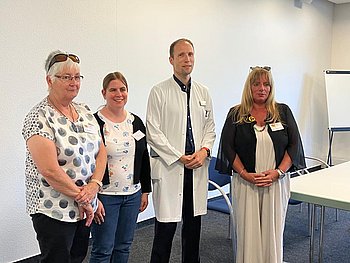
[216,66,305,263]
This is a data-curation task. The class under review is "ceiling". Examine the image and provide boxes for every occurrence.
[328,0,350,3]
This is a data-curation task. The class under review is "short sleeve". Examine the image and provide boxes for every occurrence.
[283,104,306,170]
[279,104,306,170]
[22,102,55,142]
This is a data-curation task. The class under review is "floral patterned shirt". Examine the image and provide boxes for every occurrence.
[98,110,140,195]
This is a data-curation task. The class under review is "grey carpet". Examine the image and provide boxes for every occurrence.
[82,203,350,263]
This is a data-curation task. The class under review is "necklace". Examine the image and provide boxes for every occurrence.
[47,96,75,121]
[253,124,266,132]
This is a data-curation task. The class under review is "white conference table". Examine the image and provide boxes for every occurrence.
[290,161,350,262]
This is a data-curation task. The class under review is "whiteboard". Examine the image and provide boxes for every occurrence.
[324,70,350,130]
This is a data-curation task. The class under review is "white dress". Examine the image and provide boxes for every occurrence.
[232,125,290,263]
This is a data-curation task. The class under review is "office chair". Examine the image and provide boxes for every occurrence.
[207,157,236,262]
[207,157,232,214]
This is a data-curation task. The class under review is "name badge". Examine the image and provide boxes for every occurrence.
[132,130,145,141]
[269,122,284,131]
[84,124,97,134]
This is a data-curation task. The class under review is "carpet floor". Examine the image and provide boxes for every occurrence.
[81,203,350,263]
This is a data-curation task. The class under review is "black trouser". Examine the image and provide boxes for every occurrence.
[150,168,201,263]
[31,213,90,263]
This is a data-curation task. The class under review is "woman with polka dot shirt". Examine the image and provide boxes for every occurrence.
[22,50,107,263]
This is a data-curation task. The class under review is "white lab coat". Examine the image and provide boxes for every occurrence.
[146,77,216,222]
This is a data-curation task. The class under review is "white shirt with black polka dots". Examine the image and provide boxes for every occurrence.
[22,97,102,222]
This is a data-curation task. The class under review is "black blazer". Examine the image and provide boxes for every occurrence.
[216,103,306,175]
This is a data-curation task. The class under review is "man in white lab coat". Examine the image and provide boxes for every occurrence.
[146,38,216,263]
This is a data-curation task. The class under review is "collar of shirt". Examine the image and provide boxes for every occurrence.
[173,74,191,92]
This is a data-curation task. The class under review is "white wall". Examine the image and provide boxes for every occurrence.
[1,0,346,262]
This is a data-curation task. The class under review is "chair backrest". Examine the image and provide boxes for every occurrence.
[208,157,232,190]
[293,156,330,177]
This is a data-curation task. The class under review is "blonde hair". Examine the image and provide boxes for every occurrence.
[232,67,280,124]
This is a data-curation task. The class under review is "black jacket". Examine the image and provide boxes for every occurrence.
[216,103,306,175]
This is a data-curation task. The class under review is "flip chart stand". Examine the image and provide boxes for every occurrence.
[327,127,350,166]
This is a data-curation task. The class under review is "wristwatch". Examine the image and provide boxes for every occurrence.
[201,147,210,157]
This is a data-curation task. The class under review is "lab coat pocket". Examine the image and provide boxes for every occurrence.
[150,157,162,180]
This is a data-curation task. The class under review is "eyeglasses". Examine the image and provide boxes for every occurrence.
[250,66,271,71]
[55,75,84,82]
[48,53,80,71]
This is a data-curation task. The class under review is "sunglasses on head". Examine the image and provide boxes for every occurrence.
[48,53,80,72]
[250,66,271,71]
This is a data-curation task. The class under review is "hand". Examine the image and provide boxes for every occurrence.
[94,199,105,225]
[75,183,99,204]
[239,170,256,184]
[181,149,207,170]
[254,172,273,187]
[261,169,280,182]
[240,171,272,187]
[78,203,94,227]
[179,155,193,165]
[139,193,149,212]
